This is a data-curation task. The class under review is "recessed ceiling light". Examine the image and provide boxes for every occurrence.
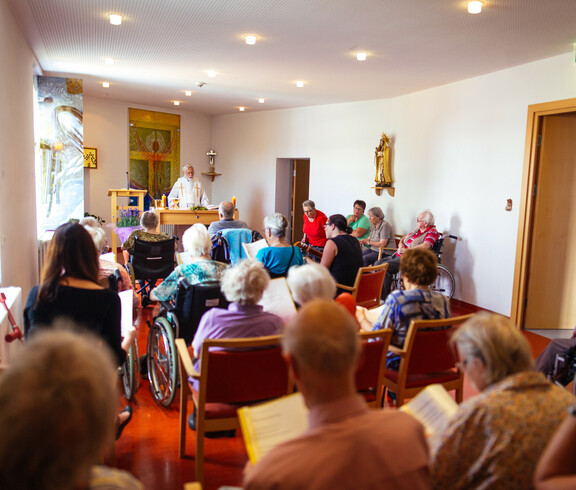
[110,14,122,25]
[105,57,114,65]
[245,35,256,45]
[239,107,245,111]
[356,52,367,61]
[208,71,216,78]
[174,101,180,106]
[185,90,192,96]
[468,1,482,14]
[102,82,110,88]
[258,98,265,103]
[296,81,304,88]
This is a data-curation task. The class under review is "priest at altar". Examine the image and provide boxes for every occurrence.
[168,164,209,208]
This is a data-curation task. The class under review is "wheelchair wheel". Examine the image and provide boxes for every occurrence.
[430,265,455,299]
[120,340,138,401]
[147,316,178,407]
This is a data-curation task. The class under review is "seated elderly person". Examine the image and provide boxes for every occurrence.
[0,329,143,490]
[376,209,439,298]
[346,200,371,240]
[243,300,431,489]
[83,221,138,309]
[150,224,227,303]
[256,213,304,278]
[207,201,249,237]
[287,263,337,306]
[431,312,574,489]
[359,248,450,368]
[121,210,171,265]
[359,207,395,266]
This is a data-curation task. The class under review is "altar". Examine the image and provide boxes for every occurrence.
[156,208,238,227]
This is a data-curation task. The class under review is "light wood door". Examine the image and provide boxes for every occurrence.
[524,113,576,329]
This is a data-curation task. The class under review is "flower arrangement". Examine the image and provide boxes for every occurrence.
[116,207,141,228]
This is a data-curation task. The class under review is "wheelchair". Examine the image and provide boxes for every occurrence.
[107,269,139,401]
[127,236,176,307]
[146,278,229,407]
[391,233,457,299]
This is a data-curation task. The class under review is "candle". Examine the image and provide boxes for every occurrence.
[232,196,236,207]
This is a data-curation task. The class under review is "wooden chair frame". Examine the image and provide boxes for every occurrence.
[382,314,474,407]
[176,335,293,485]
[356,328,393,407]
[377,233,403,260]
[336,263,388,309]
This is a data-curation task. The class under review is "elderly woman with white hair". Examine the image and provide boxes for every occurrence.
[150,224,227,303]
[256,213,304,278]
[431,312,575,489]
[287,263,337,306]
[121,210,171,265]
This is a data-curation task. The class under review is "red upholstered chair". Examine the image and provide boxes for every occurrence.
[336,263,389,310]
[355,328,392,407]
[176,335,293,485]
[382,314,474,407]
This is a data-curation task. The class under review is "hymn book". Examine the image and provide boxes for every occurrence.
[242,239,267,258]
[399,384,458,438]
[258,277,297,323]
[238,392,309,464]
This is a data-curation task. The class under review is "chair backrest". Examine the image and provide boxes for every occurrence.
[353,263,389,309]
[355,328,392,404]
[430,233,445,255]
[402,314,474,376]
[132,237,175,281]
[220,228,253,264]
[197,335,291,406]
[174,282,229,344]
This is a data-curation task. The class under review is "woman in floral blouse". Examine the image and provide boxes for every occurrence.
[431,312,574,489]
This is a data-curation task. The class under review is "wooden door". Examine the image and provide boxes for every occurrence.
[291,160,310,243]
[524,113,576,329]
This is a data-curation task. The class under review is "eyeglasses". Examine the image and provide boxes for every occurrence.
[353,206,364,211]
[416,217,425,223]
[324,222,333,228]
[303,209,314,214]
[456,359,469,371]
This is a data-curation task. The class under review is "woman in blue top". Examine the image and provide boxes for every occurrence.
[256,213,304,278]
[151,224,227,302]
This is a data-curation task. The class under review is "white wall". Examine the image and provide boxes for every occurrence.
[83,97,213,245]
[212,53,576,315]
[0,0,39,292]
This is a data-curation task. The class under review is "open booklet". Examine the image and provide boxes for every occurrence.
[258,277,297,323]
[238,392,309,464]
[242,239,267,259]
[399,384,458,439]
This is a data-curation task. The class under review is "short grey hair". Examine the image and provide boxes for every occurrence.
[451,312,533,387]
[0,328,118,489]
[263,213,288,238]
[287,264,336,305]
[283,300,360,377]
[79,216,100,228]
[419,209,435,226]
[140,210,159,230]
[221,259,269,305]
[84,224,107,254]
[219,201,235,218]
[302,199,316,210]
[182,224,211,256]
[367,207,384,220]
[183,164,194,172]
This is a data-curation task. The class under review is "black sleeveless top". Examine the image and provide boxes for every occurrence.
[329,234,363,288]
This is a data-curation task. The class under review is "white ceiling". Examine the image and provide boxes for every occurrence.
[8,0,576,116]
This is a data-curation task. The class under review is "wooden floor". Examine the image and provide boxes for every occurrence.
[113,299,552,490]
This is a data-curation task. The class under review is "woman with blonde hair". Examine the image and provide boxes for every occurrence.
[432,312,574,489]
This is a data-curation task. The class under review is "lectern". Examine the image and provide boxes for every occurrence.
[108,189,147,261]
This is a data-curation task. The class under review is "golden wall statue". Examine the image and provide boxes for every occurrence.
[375,133,392,187]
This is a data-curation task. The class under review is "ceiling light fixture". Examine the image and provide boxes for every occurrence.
[245,35,256,45]
[258,98,265,103]
[105,57,114,65]
[239,107,245,111]
[296,81,304,88]
[174,101,180,106]
[357,52,367,61]
[185,90,192,96]
[208,71,216,78]
[102,82,110,88]
[109,14,122,25]
[468,1,482,14]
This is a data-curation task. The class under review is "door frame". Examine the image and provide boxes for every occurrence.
[511,97,576,327]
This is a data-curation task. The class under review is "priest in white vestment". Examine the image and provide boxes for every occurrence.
[168,164,209,208]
